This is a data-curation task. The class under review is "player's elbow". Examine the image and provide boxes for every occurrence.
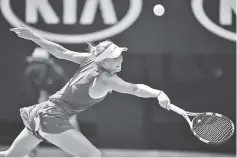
[133,84,146,97]
[49,47,67,59]
[130,84,139,96]
[54,49,66,59]
[114,84,138,96]
[133,84,152,98]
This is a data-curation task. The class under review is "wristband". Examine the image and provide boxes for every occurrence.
[157,91,163,97]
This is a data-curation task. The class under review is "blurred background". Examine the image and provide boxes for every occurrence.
[0,0,236,157]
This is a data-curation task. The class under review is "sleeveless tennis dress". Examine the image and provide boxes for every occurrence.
[20,56,107,140]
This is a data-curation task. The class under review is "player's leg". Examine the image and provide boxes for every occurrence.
[0,127,42,157]
[39,129,101,157]
[62,115,81,157]
[69,115,80,131]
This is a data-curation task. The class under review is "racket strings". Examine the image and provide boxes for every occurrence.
[208,118,231,141]
[204,117,229,140]
[194,116,223,140]
[212,118,232,140]
[197,116,232,142]
[192,114,234,143]
[195,116,233,142]
[194,118,227,142]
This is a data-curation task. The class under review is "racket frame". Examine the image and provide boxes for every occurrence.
[169,104,235,144]
[170,104,199,129]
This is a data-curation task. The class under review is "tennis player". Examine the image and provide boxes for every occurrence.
[0,25,171,157]
[24,48,80,157]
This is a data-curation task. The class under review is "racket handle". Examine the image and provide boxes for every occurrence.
[170,104,186,116]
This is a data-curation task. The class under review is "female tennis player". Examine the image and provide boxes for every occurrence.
[0,25,171,157]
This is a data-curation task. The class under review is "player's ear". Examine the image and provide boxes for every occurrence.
[96,60,105,67]
[100,60,108,66]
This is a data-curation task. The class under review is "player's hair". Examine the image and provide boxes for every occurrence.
[86,40,113,56]
[86,42,95,54]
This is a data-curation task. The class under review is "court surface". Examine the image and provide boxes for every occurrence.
[0,146,235,157]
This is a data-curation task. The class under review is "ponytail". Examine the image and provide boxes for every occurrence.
[86,42,96,55]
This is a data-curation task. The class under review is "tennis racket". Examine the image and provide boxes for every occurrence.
[169,104,235,144]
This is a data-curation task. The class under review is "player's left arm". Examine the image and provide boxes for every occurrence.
[10,25,91,64]
[31,36,91,64]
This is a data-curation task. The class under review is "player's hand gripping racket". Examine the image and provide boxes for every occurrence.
[169,104,235,144]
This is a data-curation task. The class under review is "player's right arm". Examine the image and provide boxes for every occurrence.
[100,73,171,110]
[10,25,90,64]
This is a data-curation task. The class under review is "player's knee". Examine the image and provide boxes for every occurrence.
[88,149,101,157]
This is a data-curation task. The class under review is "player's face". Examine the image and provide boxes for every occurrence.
[102,55,123,73]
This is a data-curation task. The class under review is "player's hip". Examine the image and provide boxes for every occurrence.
[20,100,73,134]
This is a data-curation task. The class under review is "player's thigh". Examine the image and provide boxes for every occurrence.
[6,127,42,157]
[69,115,80,131]
[39,129,101,157]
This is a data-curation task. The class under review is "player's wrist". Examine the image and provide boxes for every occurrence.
[157,91,163,98]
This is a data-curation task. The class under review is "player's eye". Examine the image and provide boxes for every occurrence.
[113,57,119,61]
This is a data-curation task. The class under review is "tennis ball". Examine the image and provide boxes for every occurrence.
[153,4,165,16]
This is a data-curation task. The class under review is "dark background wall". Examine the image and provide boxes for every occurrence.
[0,0,235,154]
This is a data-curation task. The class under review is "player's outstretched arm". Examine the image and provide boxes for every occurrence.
[101,73,171,110]
[10,25,90,64]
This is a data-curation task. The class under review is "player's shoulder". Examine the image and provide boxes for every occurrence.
[79,54,96,66]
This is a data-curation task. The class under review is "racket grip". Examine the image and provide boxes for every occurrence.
[169,104,186,116]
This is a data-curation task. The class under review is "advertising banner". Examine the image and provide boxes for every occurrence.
[0,0,235,54]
